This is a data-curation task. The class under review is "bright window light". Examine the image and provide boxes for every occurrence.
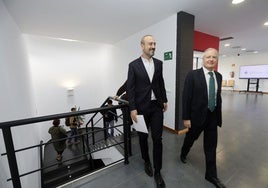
[232,0,245,4]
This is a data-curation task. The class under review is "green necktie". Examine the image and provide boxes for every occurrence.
[208,72,215,112]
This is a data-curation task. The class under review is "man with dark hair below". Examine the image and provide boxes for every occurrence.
[103,99,118,137]
[48,119,67,161]
[127,35,168,188]
[67,107,80,145]
[180,48,226,188]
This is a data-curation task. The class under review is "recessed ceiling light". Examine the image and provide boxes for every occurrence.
[58,38,78,42]
[264,22,268,26]
[224,44,230,47]
[232,46,241,49]
[232,0,245,4]
[241,48,246,51]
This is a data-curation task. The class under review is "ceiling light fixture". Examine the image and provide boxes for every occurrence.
[232,46,241,49]
[241,48,246,51]
[224,44,230,47]
[220,37,234,41]
[58,38,78,42]
[264,22,268,26]
[232,0,245,4]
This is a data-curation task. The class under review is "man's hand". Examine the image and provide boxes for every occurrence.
[163,103,168,112]
[184,120,191,128]
[131,110,138,123]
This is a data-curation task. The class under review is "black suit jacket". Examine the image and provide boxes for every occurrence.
[116,80,128,101]
[182,68,222,127]
[127,57,167,114]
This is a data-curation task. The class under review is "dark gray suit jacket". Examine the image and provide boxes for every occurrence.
[127,57,167,114]
[182,68,222,127]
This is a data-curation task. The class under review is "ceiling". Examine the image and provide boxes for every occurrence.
[3,0,268,57]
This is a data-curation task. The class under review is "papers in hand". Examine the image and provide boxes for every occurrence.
[132,115,148,134]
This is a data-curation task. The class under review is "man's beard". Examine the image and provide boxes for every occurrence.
[149,49,155,57]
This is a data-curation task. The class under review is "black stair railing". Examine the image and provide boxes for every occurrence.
[84,96,132,156]
[0,96,130,188]
[40,140,44,188]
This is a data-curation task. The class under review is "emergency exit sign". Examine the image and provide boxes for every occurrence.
[164,51,172,60]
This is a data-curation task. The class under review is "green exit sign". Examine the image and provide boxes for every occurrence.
[164,51,172,60]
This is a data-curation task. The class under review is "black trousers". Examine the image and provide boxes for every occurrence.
[181,110,218,178]
[138,101,164,173]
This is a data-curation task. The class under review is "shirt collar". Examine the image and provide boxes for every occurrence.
[202,67,214,75]
[141,56,153,63]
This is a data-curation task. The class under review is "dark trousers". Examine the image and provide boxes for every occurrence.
[68,127,78,142]
[181,110,218,178]
[138,101,164,173]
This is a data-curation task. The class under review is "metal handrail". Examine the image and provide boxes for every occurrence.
[0,104,126,129]
[39,140,44,188]
[0,97,129,188]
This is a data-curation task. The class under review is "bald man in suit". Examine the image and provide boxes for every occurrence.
[127,35,167,188]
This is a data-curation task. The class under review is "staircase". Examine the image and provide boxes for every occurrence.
[42,128,125,188]
[43,156,105,188]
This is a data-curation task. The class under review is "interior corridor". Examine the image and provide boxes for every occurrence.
[60,91,268,188]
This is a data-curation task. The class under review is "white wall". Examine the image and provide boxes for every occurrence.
[25,14,178,135]
[12,13,177,188]
[24,34,124,142]
[218,53,268,92]
[0,1,39,188]
[114,14,177,129]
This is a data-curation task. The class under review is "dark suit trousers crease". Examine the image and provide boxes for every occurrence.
[181,110,218,178]
[138,101,163,173]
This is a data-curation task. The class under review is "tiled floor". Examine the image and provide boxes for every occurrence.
[61,91,268,188]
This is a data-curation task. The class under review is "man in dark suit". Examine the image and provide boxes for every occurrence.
[127,35,168,188]
[180,48,226,188]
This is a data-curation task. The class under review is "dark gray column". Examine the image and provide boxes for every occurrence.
[175,11,194,130]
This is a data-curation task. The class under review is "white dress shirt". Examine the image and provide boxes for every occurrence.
[141,57,156,100]
[202,67,218,106]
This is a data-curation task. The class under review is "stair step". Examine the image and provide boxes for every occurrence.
[42,127,124,188]
[43,158,105,188]
[43,157,88,178]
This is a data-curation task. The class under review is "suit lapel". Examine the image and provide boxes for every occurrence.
[215,72,221,94]
[137,57,151,83]
[215,73,221,87]
[198,68,208,97]
[152,59,158,82]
